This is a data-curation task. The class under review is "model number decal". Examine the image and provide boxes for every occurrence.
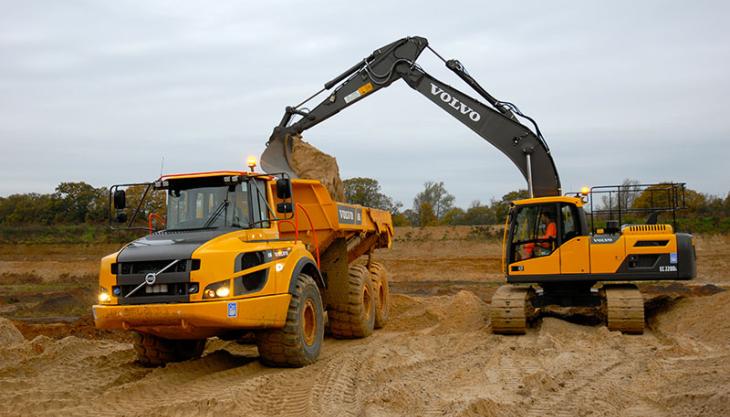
[659,265,677,272]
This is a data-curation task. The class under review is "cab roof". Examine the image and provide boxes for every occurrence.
[159,170,270,181]
[512,195,585,207]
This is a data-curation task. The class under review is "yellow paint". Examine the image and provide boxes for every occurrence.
[623,233,677,255]
[94,294,291,339]
[501,213,510,274]
[98,252,119,305]
[560,236,590,274]
[589,238,625,273]
[358,82,374,95]
[513,195,585,208]
[623,224,673,235]
[509,248,560,275]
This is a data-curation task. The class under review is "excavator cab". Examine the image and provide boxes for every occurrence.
[505,196,589,277]
[493,184,696,335]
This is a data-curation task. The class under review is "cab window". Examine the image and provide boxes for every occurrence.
[232,184,250,228]
[561,204,578,242]
[249,179,271,228]
[510,204,558,262]
[167,182,250,230]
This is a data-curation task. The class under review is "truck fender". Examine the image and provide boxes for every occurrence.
[288,258,326,294]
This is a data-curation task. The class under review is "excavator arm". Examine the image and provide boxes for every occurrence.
[261,36,561,197]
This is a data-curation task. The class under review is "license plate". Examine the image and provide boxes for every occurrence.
[145,284,168,294]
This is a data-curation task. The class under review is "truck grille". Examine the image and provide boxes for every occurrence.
[114,259,200,275]
[115,282,196,297]
[113,259,200,305]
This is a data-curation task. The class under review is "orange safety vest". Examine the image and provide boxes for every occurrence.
[524,222,557,257]
[540,222,557,248]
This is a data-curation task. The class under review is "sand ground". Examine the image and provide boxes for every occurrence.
[0,227,728,417]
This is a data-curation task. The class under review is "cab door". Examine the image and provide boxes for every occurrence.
[507,203,560,277]
[559,203,590,274]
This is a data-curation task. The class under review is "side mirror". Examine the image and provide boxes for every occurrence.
[113,190,126,209]
[115,212,128,223]
[277,202,293,213]
[276,178,292,199]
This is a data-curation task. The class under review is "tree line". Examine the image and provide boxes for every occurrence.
[343,177,730,233]
[0,179,729,234]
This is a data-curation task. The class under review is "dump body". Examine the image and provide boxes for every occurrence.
[274,179,393,261]
[94,172,393,342]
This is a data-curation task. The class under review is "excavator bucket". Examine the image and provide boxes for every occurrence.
[261,133,346,201]
[261,134,297,177]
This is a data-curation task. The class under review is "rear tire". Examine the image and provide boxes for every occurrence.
[329,264,376,339]
[256,273,324,367]
[368,261,390,329]
[132,333,206,367]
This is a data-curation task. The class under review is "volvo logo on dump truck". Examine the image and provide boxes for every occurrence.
[430,83,481,122]
[337,205,363,225]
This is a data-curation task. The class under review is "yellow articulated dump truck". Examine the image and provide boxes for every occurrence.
[93,168,393,367]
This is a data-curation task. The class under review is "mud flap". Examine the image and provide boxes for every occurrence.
[319,238,349,308]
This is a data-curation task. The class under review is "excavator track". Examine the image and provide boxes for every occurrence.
[603,284,645,334]
[490,285,534,334]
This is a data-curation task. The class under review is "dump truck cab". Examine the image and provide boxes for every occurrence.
[94,169,393,367]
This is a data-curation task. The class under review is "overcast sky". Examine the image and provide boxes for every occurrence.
[1,0,728,207]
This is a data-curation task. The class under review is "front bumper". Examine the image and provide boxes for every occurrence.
[93,294,291,339]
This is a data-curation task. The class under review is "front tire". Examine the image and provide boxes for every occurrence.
[132,333,206,367]
[256,273,324,367]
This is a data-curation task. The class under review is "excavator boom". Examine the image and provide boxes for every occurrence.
[261,36,561,197]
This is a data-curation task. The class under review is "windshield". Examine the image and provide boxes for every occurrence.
[166,182,251,231]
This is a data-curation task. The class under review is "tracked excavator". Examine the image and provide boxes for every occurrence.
[261,36,696,335]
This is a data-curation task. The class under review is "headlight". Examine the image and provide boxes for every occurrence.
[203,279,231,299]
[98,288,111,303]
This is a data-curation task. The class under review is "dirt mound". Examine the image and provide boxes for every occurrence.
[0,318,24,346]
[289,134,345,201]
[12,314,132,342]
[388,291,487,334]
[652,290,730,346]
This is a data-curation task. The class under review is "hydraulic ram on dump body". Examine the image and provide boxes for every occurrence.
[262,36,561,198]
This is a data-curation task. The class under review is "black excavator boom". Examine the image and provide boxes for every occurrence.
[261,35,561,198]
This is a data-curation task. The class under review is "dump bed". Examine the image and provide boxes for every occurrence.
[270,179,393,259]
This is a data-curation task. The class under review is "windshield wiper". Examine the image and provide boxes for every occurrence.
[166,226,219,232]
[203,200,229,228]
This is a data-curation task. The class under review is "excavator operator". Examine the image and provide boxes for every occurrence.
[523,211,557,259]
